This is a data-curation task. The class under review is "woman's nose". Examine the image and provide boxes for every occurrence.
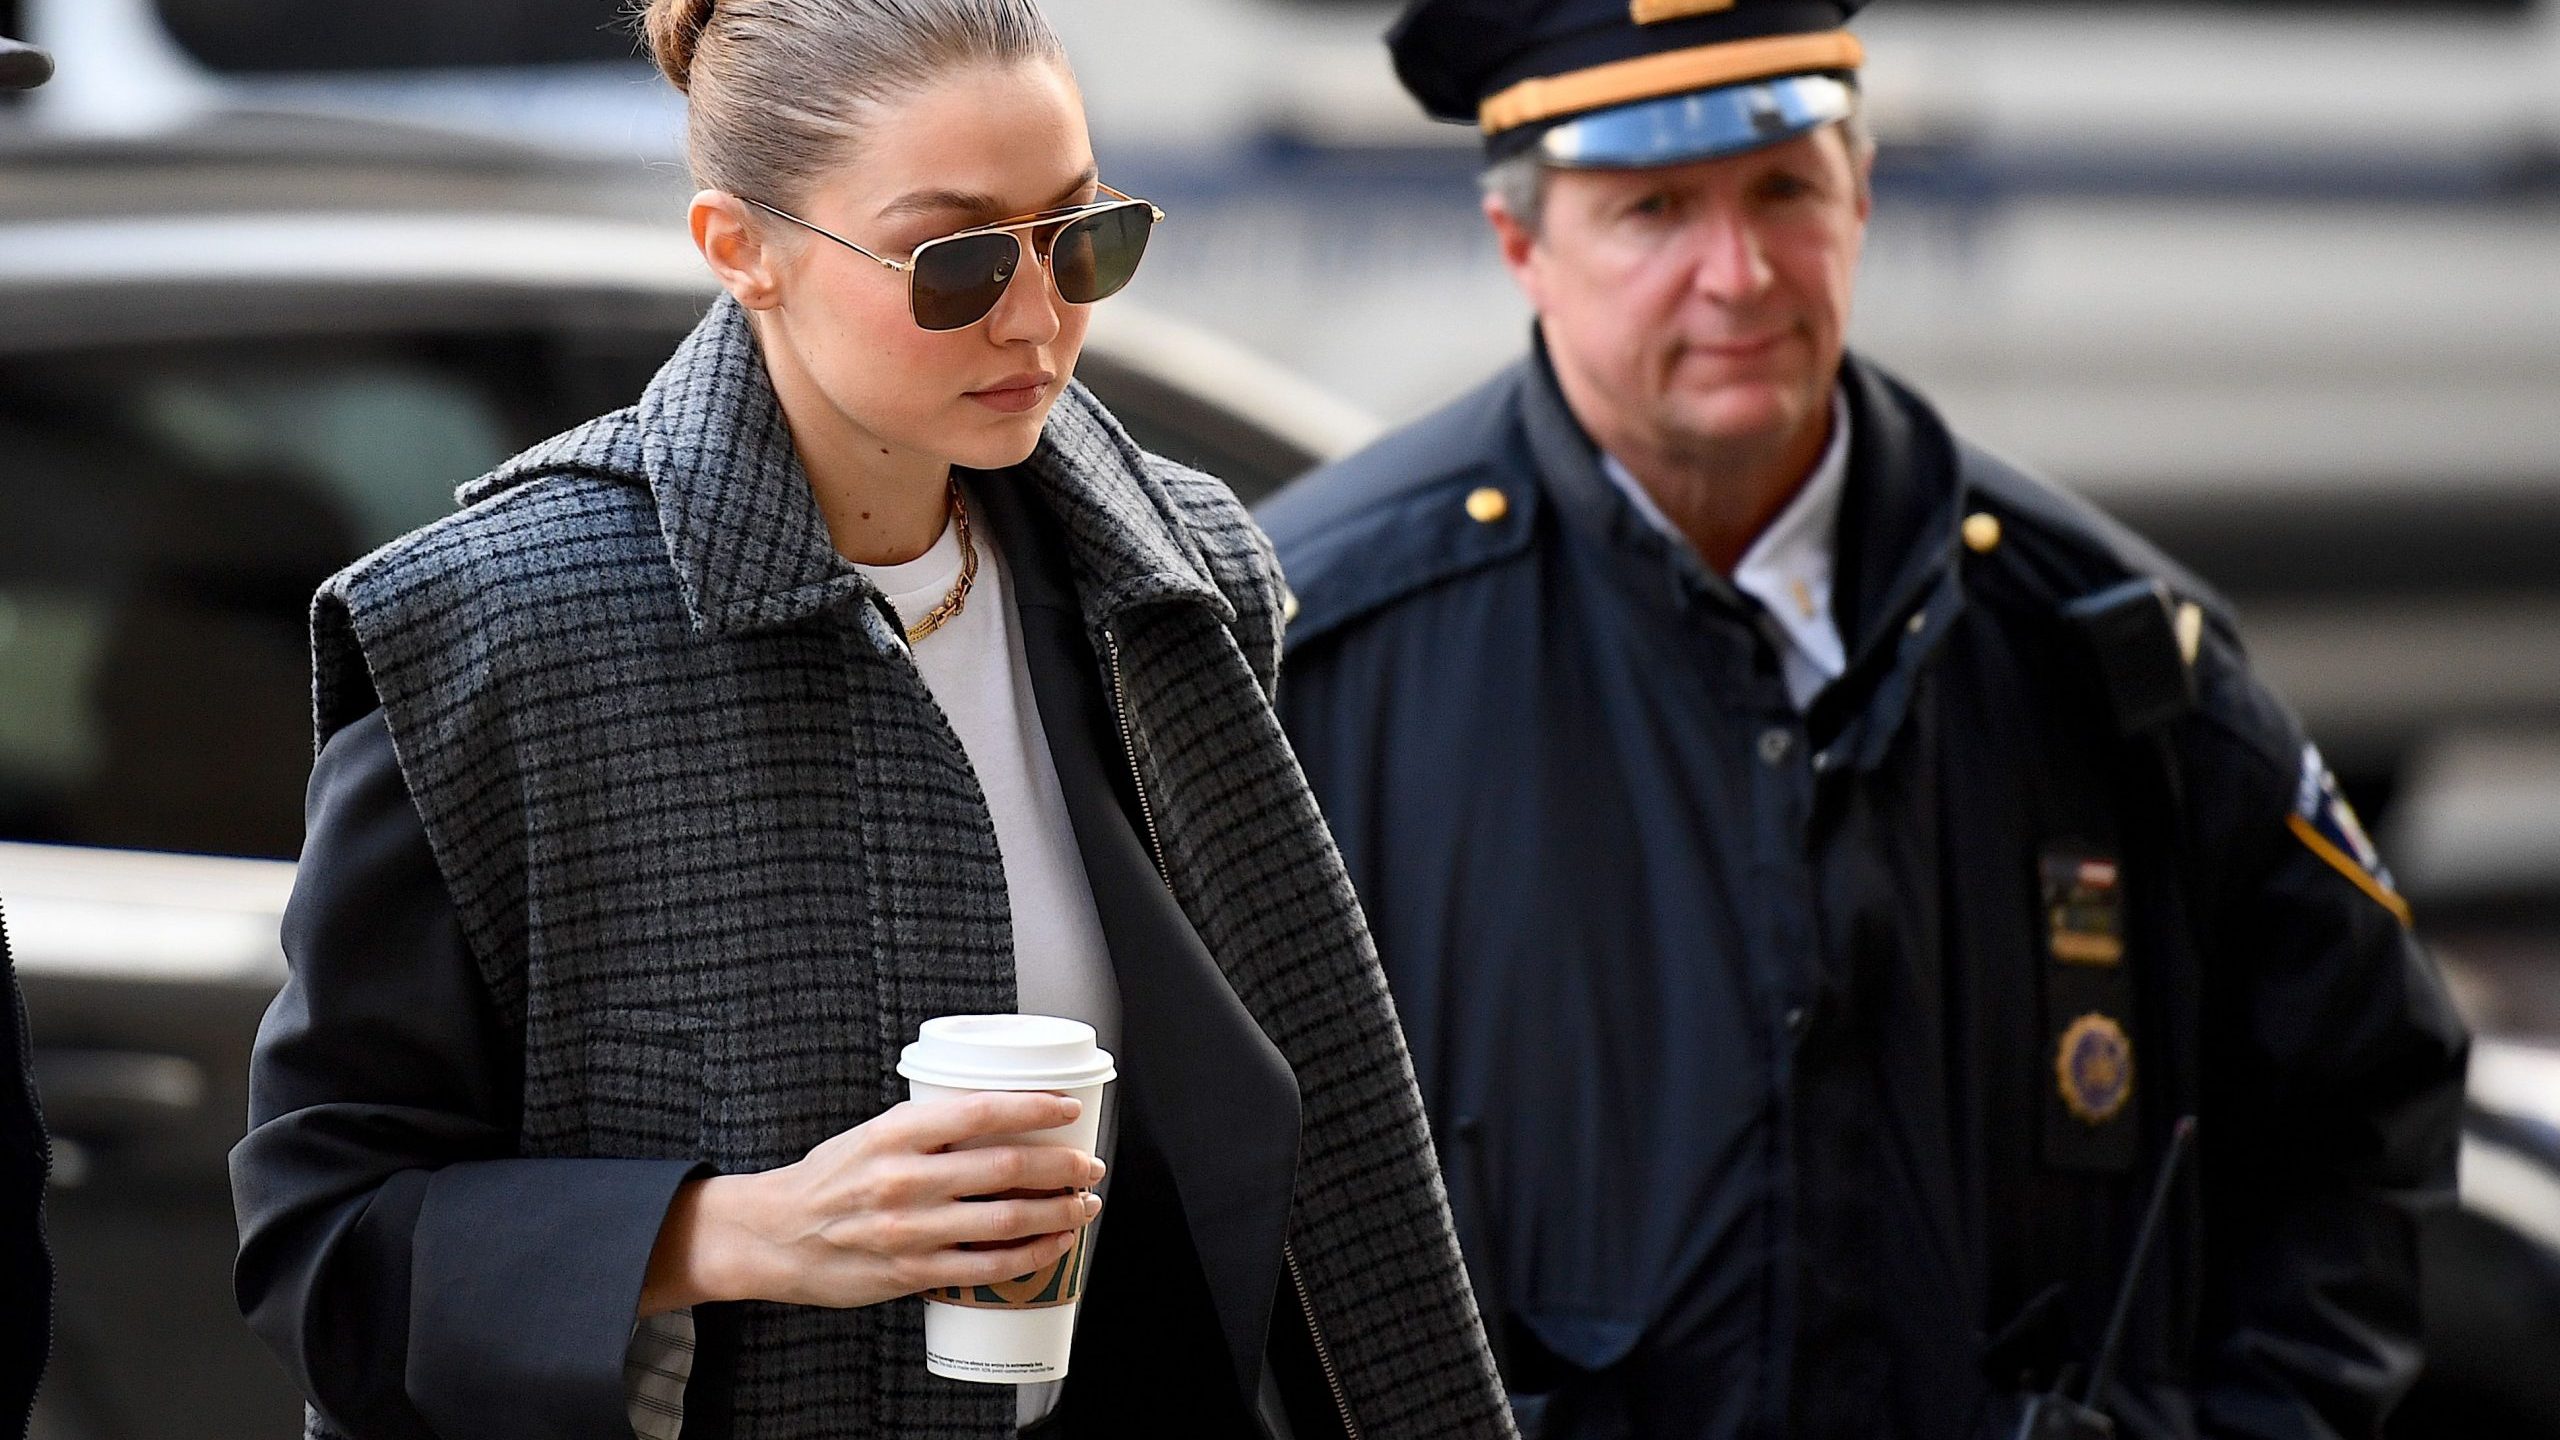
[984,242,1064,346]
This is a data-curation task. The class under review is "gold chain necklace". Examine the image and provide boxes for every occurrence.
[903,479,977,643]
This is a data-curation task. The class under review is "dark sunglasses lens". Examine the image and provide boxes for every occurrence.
[910,231,1022,331]
[1050,204,1154,306]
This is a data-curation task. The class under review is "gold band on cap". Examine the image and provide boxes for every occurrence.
[1478,30,1865,135]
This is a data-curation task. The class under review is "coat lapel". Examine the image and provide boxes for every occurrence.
[975,475,1302,1407]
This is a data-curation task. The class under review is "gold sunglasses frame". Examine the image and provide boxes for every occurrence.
[740,184,1166,331]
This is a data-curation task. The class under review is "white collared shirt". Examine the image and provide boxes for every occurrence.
[1601,392,1852,711]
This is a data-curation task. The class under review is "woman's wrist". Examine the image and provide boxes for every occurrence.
[642,1172,770,1315]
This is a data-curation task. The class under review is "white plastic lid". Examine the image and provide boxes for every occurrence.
[897,1014,1117,1091]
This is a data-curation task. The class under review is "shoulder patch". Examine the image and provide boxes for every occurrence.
[2289,744,2412,926]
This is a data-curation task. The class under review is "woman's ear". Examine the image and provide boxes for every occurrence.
[692,190,788,310]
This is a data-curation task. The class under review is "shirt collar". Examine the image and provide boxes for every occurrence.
[1599,391,1852,708]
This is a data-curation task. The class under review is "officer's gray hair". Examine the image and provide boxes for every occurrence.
[639,0,1067,209]
[1482,90,1875,237]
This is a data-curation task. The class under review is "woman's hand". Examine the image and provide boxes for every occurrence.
[641,1091,1105,1316]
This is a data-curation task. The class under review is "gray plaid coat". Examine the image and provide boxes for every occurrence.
[309,297,1514,1439]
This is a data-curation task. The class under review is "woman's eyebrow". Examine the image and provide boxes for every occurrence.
[878,187,1003,223]
[876,168,1102,224]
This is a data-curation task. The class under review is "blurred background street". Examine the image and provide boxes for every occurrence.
[0,0,2555,1435]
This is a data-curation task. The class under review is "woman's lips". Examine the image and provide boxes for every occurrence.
[966,374,1054,414]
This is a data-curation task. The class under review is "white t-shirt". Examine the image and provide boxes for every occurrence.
[858,488,1124,1063]
[627,481,1121,1436]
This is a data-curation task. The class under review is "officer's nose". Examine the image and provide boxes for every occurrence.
[1685,207,1776,305]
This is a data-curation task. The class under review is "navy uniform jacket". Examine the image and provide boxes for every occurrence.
[1257,344,2468,1440]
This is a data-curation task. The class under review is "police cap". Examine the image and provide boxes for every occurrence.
[1389,0,1869,167]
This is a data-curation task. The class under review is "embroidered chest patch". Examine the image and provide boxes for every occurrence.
[2042,851,2125,967]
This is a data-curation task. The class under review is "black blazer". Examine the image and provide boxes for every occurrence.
[231,473,1341,1440]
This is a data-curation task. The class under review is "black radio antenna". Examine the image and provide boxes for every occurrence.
[2083,1116,2197,1410]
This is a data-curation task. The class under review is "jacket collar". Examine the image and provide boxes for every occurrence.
[463,296,1228,644]
[1522,331,1964,649]
[1830,352,1963,670]
[1804,354,1969,765]
[1521,331,1753,622]
[1524,333,1960,618]
[1519,332,1971,762]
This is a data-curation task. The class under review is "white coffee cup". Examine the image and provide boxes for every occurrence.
[898,1014,1116,1385]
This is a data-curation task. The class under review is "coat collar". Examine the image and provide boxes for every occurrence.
[462,296,1229,645]
[1830,353,1963,670]
[1521,331,1752,622]
[1521,331,1962,650]
[1518,333,1971,764]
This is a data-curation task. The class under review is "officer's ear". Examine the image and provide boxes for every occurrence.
[1483,189,1547,307]
[1485,190,1535,258]
[1838,118,1877,223]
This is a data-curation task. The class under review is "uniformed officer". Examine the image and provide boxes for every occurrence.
[1256,3,2470,1437]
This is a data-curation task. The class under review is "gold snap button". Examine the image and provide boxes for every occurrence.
[1962,512,2003,554]
[1465,488,1511,524]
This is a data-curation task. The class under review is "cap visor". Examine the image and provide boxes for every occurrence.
[1538,73,1855,169]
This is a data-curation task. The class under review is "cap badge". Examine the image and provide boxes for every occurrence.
[1632,0,1738,22]
[2056,1013,2135,1126]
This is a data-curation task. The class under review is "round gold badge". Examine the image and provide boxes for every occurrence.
[2055,1013,2134,1126]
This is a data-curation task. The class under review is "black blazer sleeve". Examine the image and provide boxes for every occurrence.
[230,709,704,1440]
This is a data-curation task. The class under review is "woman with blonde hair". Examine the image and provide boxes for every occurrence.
[229,2,1512,1436]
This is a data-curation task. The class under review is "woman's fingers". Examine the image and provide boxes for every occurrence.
[920,1190,1102,1250]
[900,1228,1083,1293]
[876,1091,1082,1152]
[755,1094,1114,1310]
[921,1141,1106,1200]
[863,1189,1099,1259]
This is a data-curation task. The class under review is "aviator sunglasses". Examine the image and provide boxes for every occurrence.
[742,184,1165,333]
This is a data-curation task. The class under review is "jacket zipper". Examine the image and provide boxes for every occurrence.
[1102,632,1170,880]
[1285,1243,1363,1440]
[1101,630,1361,1440]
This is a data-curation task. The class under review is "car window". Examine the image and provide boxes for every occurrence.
[151,0,644,72]
[0,327,675,860]
[0,314,1317,863]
